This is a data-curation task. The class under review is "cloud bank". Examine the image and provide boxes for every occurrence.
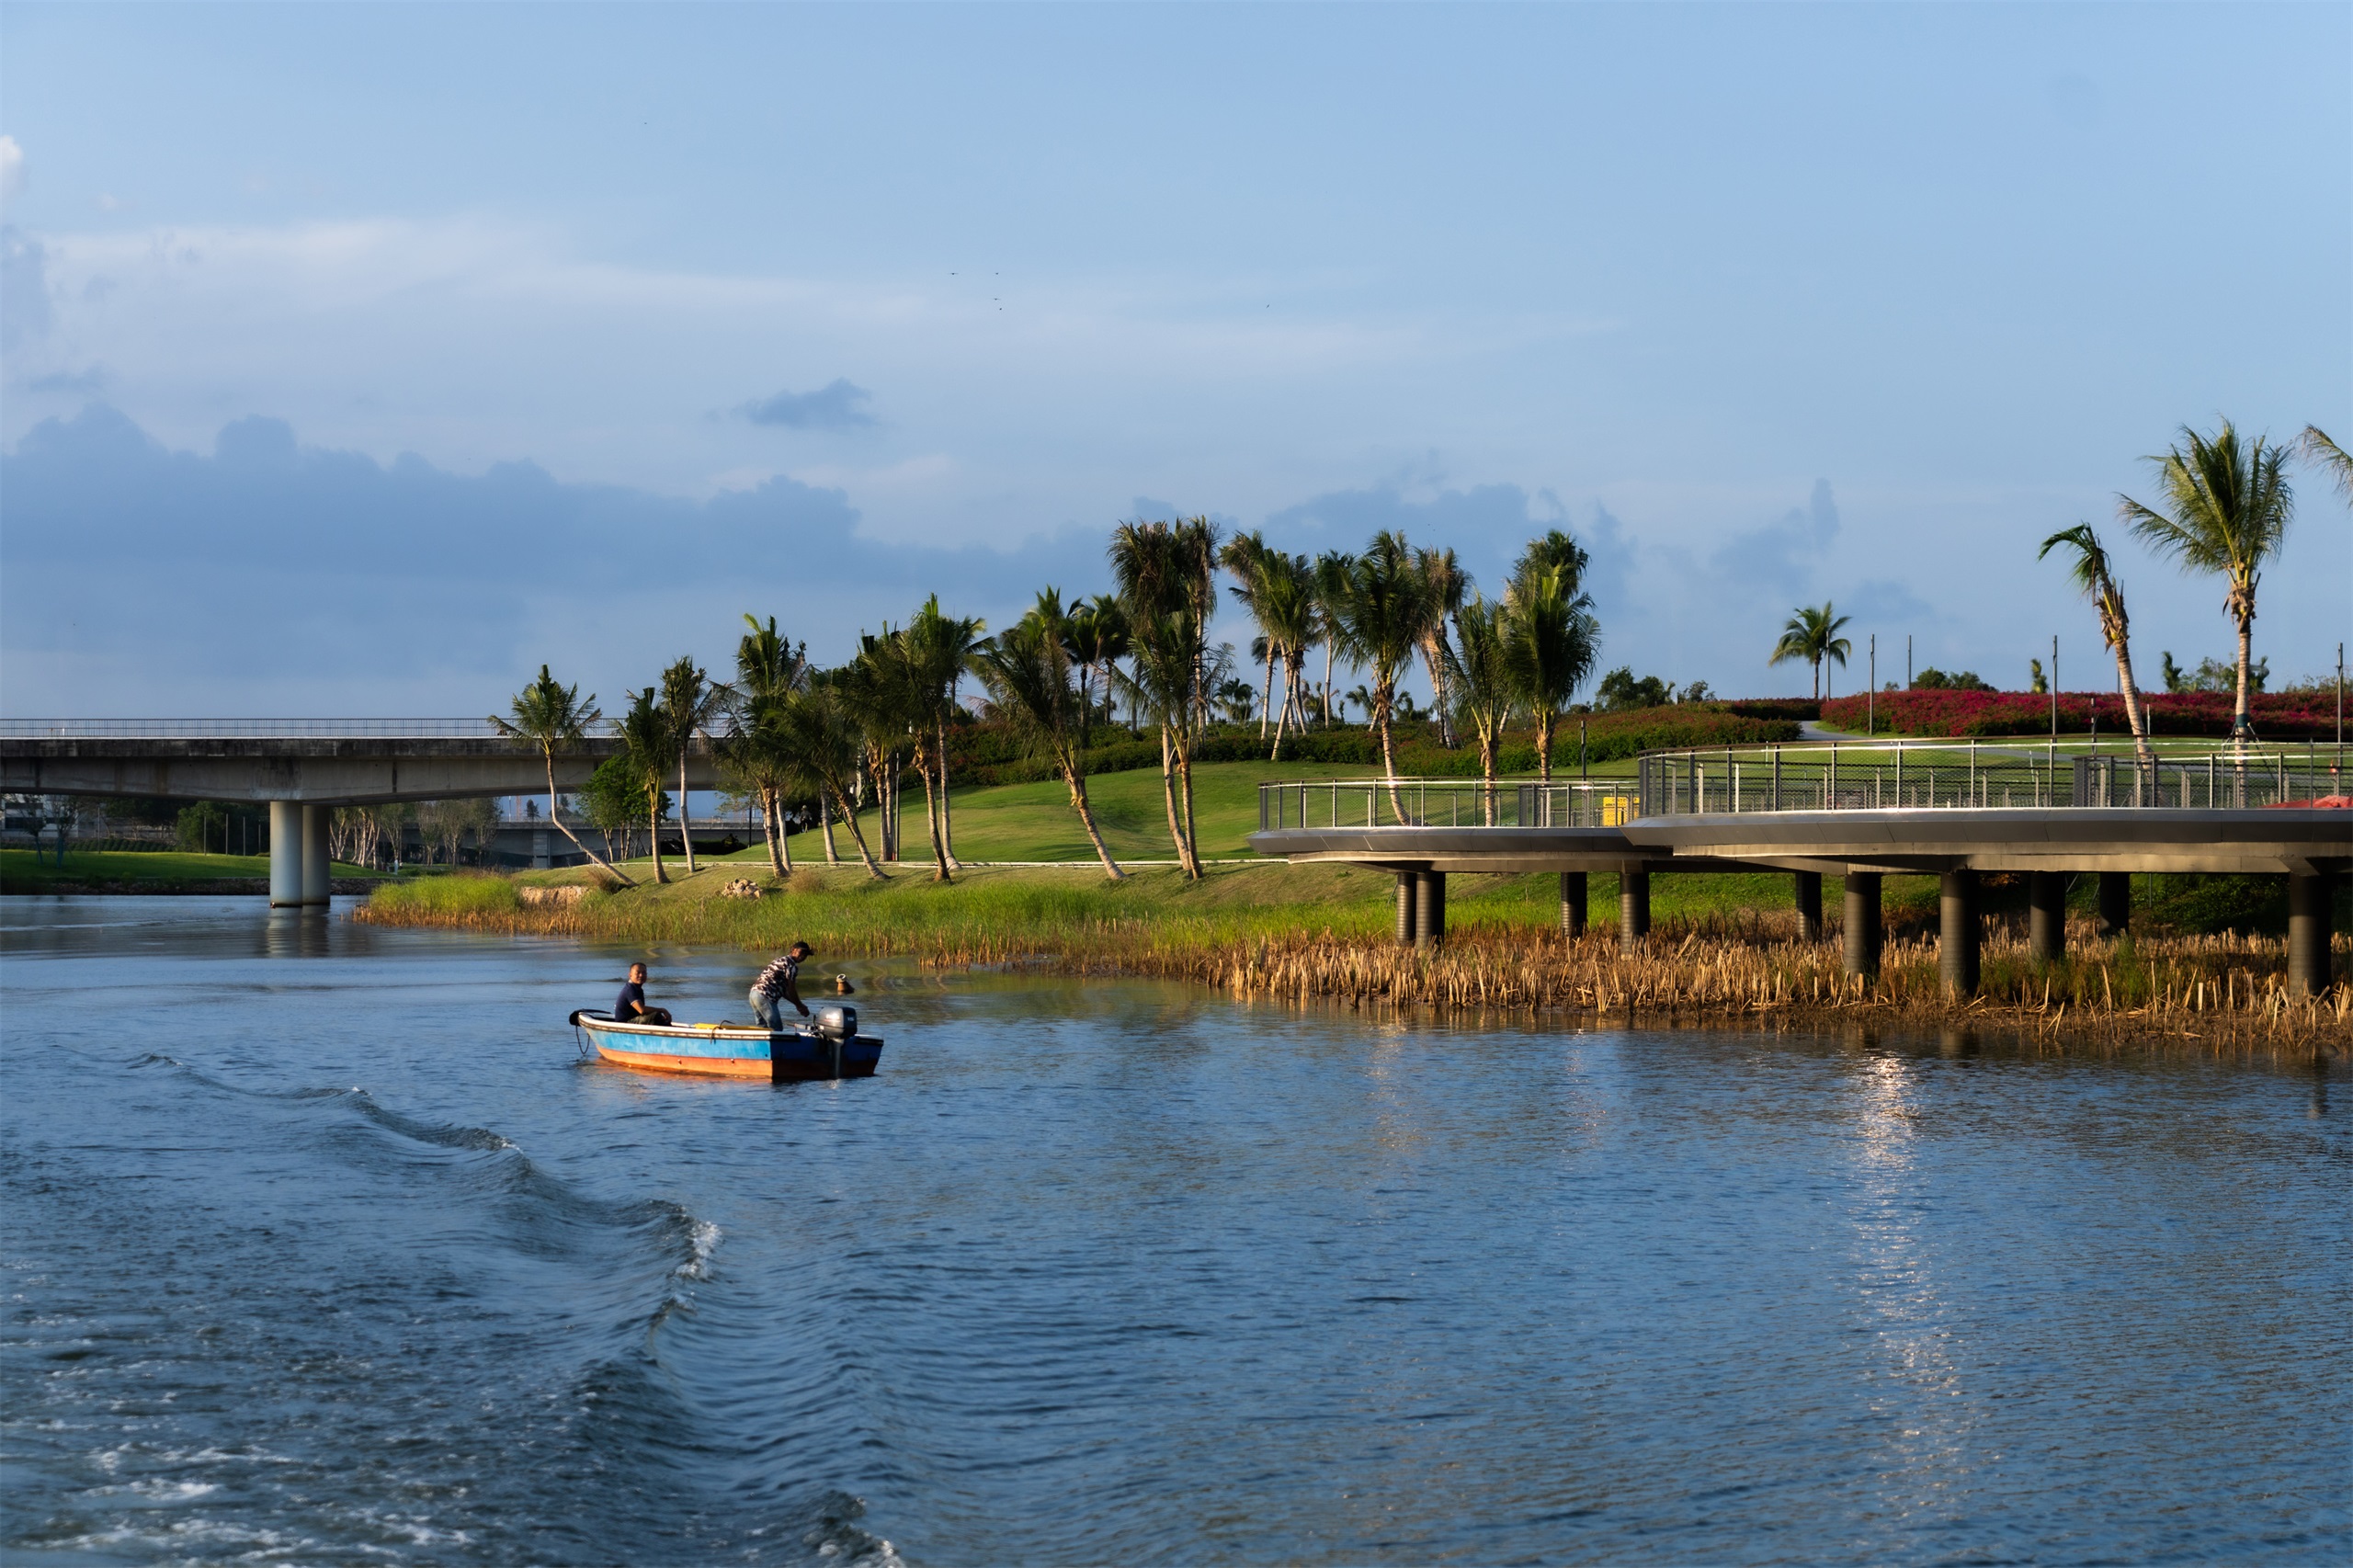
[736,379,876,431]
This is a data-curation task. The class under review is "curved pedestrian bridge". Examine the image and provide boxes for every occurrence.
[1247,742,2350,997]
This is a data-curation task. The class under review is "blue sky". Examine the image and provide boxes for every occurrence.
[2,3,2347,715]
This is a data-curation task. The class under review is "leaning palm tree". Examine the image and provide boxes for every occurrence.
[772,684,886,879]
[971,618,1125,880]
[1445,595,1516,822]
[1111,520,1220,873]
[2119,420,2294,741]
[617,686,678,884]
[2039,524,2154,766]
[2301,426,2352,504]
[1325,531,1432,808]
[1504,568,1600,784]
[1413,544,1469,748]
[487,665,631,884]
[1768,603,1852,701]
[659,655,729,876]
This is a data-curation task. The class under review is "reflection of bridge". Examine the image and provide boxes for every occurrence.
[1248,742,2351,997]
[0,720,730,907]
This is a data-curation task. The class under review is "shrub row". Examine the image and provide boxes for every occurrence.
[1820,688,2343,739]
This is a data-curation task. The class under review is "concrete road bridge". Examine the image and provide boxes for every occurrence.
[1,719,733,907]
[1248,741,2351,997]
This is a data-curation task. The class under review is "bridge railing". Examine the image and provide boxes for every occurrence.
[1258,778,1640,832]
[1634,740,2348,814]
[0,719,510,739]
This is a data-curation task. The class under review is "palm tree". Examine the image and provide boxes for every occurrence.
[842,626,919,864]
[727,615,805,876]
[2300,426,2352,503]
[2118,421,2294,741]
[771,684,885,879]
[971,615,1125,880]
[1413,544,1469,748]
[2039,524,2154,766]
[1445,595,1516,821]
[1221,531,1281,737]
[905,594,987,879]
[659,655,729,876]
[617,687,678,884]
[1061,593,1129,740]
[1111,519,1221,877]
[1251,552,1319,761]
[1312,551,1354,729]
[1504,567,1599,783]
[1325,532,1432,807]
[487,665,631,884]
[1768,603,1852,701]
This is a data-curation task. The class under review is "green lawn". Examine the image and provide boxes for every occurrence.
[0,848,371,890]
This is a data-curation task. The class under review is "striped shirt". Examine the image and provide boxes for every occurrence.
[753,953,800,998]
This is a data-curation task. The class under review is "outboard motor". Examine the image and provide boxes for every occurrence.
[812,1004,857,1042]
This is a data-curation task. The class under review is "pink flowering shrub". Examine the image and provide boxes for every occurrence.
[1822,688,2339,739]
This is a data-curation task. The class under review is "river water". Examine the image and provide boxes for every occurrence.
[2,896,2345,1566]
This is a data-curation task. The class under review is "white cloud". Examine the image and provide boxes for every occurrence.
[0,136,23,202]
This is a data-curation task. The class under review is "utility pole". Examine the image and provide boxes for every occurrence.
[1905,634,1913,690]
[1868,634,1876,736]
[2051,635,2059,739]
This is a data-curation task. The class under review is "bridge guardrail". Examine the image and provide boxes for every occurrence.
[0,719,510,739]
[1257,778,1640,831]
[1633,739,2348,815]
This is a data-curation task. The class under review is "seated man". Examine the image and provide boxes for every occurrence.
[749,941,814,1030]
[614,962,672,1027]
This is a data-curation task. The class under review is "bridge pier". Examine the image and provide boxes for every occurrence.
[2029,871,2068,962]
[2097,872,2131,938]
[1940,869,1981,997]
[1415,871,1447,949]
[1559,872,1587,938]
[1619,868,1650,952]
[1793,870,1823,942]
[1394,872,1417,946]
[2288,870,2336,997]
[1843,872,1881,981]
[268,801,303,907]
[301,804,330,906]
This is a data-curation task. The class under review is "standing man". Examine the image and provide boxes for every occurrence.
[750,941,813,1030]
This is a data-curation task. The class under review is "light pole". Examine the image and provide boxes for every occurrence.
[1905,634,1913,690]
[2051,634,2059,740]
[1868,634,1876,736]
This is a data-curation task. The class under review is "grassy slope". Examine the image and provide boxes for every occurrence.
[0,848,370,889]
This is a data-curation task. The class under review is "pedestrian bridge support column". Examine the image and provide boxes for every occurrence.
[2029,871,2067,963]
[2288,870,2336,997]
[1559,872,1587,938]
[1843,872,1881,983]
[1619,867,1650,953]
[1793,871,1823,942]
[1394,872,1418,947]
[268,801,303,907]
[2097,872,2131,939]
[1415,871,1446,950]
[301,804,331,907]
[1940,869,1981,998]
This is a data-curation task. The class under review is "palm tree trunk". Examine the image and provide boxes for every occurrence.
[1259,652,1276,738]
[920,753,950,882]
[1481,733,1499,825]
[648,794,667,884]
[834,790,886,879]
[1268,681,1291,763]
[2234,611,2256,740]
[1176,741,1202,880]
[763,786,789,876]
[938,719,961,871]
[542,754,631,884]
[1158,725,1190,869]
[1322,642,1335,729]
[821,789,840,864]
[1535,711,1556,784]
[676,754,698,874]
[1063,759,1124,880]
[1377,704,1406,822]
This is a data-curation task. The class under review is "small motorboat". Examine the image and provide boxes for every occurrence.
[569,1002,883,1082]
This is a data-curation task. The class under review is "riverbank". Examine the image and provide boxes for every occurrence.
[355,863,2351,1054]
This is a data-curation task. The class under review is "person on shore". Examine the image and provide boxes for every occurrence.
[751,942,814,1030]
[615,962,672,1027]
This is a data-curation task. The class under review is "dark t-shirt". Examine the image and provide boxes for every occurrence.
[615,981,647,1019]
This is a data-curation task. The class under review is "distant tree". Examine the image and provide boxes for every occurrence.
[1678,680,1711,704]
[659,654,730,876]
[2119,420,2294,740]
[1111,518,1222,877]
[1768,603,1852,701]
[1595,668,1671,711]
[1060,593,1130,742]
[488,665,630,884]
[618,687,678,884]
[1445,595,1516,821]
[1325,531,1434,810]
[970,614,1124,880]
[905,594,987,878]
[1505,567,1600,783]
[1413,544,1469,747]
[725,613,807,877]
[2038,523,2152,763]
[1911,668,1990,692]
[773,684,885,879]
